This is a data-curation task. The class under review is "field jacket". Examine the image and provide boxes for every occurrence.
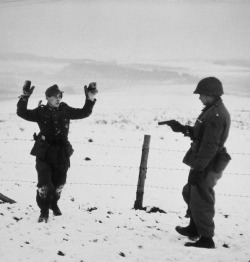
[183,97,231,171]
[17,96,96,143]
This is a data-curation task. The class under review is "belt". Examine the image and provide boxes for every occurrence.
[34,133,68,146]
[46,138,68,146]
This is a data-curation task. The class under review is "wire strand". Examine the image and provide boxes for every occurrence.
[1,179,250,198]
[0,161,249,176]
[1,138,250,156]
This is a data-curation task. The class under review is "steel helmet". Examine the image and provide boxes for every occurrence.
[194,77,224,96]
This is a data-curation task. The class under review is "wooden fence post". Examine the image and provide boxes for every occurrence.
[134,135,151,210]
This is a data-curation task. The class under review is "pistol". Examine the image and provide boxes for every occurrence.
[158,120,172,126]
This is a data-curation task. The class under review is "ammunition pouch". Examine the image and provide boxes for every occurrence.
[30,136,50,159]
[182,140,200,167]
[213,147,231,173]
[30,133,74,159]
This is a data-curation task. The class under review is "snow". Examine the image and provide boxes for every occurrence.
[1,0,250,260]
[0,80,250,262]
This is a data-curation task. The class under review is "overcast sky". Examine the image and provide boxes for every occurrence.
[0,0,250,62]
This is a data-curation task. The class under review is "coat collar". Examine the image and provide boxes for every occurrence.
[45,103,61,111]
[202,97,223,112]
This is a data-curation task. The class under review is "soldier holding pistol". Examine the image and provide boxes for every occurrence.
[159,77,231,248]
[17,81,98,222]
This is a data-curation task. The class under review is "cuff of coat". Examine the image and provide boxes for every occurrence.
[86,98,96,102]
[18,94,30,101]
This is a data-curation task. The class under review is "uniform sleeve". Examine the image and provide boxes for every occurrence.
[191,116,224,171]
[16,96,39,122]
[65,99,96,120]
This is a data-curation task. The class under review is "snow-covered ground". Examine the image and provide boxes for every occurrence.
[1,0,250,260]
[0,81,250,262]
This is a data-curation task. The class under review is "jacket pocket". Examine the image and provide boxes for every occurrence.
[213,148,231,173]
[183,148,196,167]
[30,137,50,159]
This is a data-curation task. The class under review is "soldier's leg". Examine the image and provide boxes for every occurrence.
[35,158,54,222]
[182,183,191,218]
[50,153,69,216]
[190,170,223,238]
[175,170,199,238]
[182,169,193,218]
[182,183,190,206]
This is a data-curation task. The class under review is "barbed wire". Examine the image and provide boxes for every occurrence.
[0,160,249,176]
[1,138,250,156]
[0,179,35,183]
[0,138,33,142]
[1,138,250,199]
[1,178,250,198]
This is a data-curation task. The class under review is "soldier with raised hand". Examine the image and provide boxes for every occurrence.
[17,81,98,223]
[159,77,231,248]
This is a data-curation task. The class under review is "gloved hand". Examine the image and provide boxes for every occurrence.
[22,80,35,96]
[165,120,185,133]
[188,169,203,185]
[84,82,98,101]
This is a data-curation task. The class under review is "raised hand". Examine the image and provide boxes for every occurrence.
[84,82,98,101]
[22,80,35,96]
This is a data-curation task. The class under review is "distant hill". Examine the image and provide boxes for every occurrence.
[0,53,249,100]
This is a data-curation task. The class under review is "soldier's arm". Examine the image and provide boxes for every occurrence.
[191,117,224,171]
[16,96,38,122]
[63,99,96,120]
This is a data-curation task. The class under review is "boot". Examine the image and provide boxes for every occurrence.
[38,209,49,223]
[175,218,199,239]
[50,202,62,216]
[185,236,215,249]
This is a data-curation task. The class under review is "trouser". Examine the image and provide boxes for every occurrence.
[182,182,191,216]
[35,144,70,211]
[182,169,222,238]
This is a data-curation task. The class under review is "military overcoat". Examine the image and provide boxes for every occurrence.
[183,97,231,171]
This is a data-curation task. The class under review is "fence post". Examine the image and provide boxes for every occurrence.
[134,135,151,210]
